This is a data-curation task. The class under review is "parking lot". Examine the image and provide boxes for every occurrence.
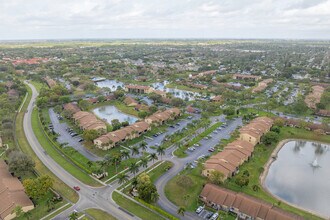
[49,108,101,161]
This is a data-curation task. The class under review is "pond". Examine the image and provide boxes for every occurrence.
[151,81,200,101]
[264,140,330,218]
[93,105,138,125]
[95,79,124,92]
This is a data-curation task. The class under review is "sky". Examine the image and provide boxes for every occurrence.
[1,0,330,40]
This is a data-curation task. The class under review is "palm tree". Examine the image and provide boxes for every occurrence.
[46,197,55,211]
[140,157,149,168]
[129,161,139,177]
[87,161,93,168]
[69,211,78,220]
[117,173,129,185]
[157,145,165,160]
[140,141,148,151]
[177,206,185,216]
[111,153,122,173]
[121,150,130,159]
[150,153,158,164]
[131,146,140,156]
[183,194,190,206]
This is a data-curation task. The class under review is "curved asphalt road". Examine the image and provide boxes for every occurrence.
[23,81,137,220]
[23,80,242,220]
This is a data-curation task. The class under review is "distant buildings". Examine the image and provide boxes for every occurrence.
[94,121,150,150]
[203,117,273,181]
[0,160,34,220]
[63,103,80,115]
[252,79,273,93]
[211,95,223,102]
[200,184,303,220]
[145,108,181,126]
[233,74,261,81]
[94,108,181,149]
[304,85,324,109]
[72,111,107,133]
[44,76,57,88]
[125,85,154,94]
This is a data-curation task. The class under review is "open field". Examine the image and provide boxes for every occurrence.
[85,208,117,220]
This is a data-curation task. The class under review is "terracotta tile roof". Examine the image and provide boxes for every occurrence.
[72,111,106,131]
[63,103,81,114]
[200,184,303,220]
[124,96,138,106]
[0,160,34,220]
[252,79,273,93]
[305,85,325,109]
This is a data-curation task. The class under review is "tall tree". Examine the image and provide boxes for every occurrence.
[8,151,35,177]
[140,157,149,168]
[131,146,140,156]
[150,153,158,164]
[156,145,165,160]
[117,173,129,185]
[129,162,140,177]
[177,207,185,216]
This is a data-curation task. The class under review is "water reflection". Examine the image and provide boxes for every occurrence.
[151,81,199,101]
[95,80,124,92]
[265,141,330,218]
[93,105,138,125]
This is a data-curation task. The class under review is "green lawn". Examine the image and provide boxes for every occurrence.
[148,161,173,183]
[16,192,69,220]
[85,208,117,220]
[43,204,72,220]
[174,122,222,158]
[112,192,166,220]
[165,127,329,219]
[165,165,206,211]
[30,81,47,92]
[31,108,101,186]
[16,85,79,203]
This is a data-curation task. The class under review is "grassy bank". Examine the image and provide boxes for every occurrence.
[85,209,117,220]
[31,108,101,186]
[165,165,206,211]
[16,84,79,203]
[112,192,166,220]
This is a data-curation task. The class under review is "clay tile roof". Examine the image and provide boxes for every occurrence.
[63,103,80,114]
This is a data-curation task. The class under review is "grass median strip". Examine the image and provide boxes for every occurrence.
[85,208,117,220]
[31,107,101,186]
[112,191,166,220]
[16,85,79,203]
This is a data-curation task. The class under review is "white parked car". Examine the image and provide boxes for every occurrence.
[195,206,204,214]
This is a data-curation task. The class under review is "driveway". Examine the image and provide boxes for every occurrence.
[49,108,101,162]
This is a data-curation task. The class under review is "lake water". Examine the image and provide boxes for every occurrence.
[264,140,330,218]
[95,80,124,92]
[151,81,199,101]
[93,105,138,125]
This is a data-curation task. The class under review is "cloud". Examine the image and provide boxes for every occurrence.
[0,0,329,39]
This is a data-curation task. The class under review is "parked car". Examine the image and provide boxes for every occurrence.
[78,138,84,142]
[176,123,180,126]
[208,147,215,152]
[195,206,204,214]
[169,125,175,128]
[210,213,219,220]
[73,186,80,191]
[206,212,214,219]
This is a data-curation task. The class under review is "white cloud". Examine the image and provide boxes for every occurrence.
[0,0,329,39]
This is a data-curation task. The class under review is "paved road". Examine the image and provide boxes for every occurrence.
[48,108,101,161]
[23,81,138,220]
[24,80,242,220]
[156,117,243,220]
